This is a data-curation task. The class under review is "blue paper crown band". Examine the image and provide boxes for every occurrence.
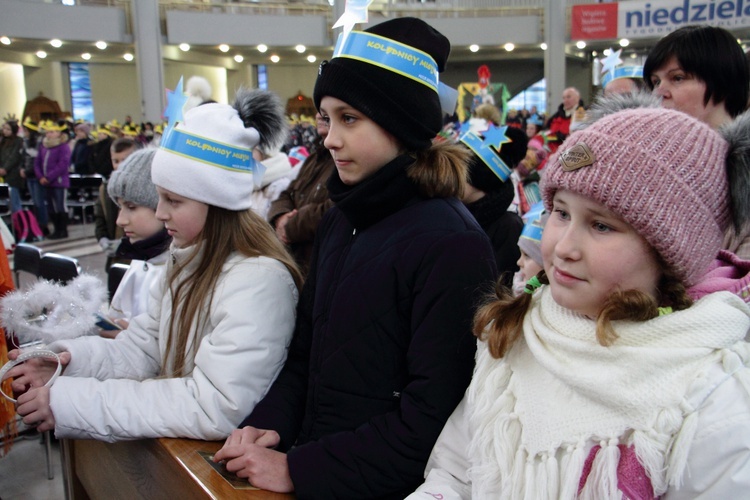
[333,31,439,93]
[602,65,643,88]
[520,221,543,243]
[459,131,512,182]
[161,127,260,175]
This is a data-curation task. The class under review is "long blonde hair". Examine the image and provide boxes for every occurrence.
[161,206,303,376]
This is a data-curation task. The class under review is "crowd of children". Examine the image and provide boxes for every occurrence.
[0,18,749,499]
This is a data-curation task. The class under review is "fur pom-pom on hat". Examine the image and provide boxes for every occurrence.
[541,95,730,287]
[152,88,288,211]
[184,76,213,113]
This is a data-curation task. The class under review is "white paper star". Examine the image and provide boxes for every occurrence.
[600,48,623,76]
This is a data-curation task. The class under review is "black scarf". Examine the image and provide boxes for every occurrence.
[464,180,515,230]
[115,228,172,261]
[327,154,418,229]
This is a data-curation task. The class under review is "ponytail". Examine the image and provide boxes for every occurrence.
[407,140,469,198]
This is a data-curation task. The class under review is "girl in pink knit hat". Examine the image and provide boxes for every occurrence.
[409,94,750,499]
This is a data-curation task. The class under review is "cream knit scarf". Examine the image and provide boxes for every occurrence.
[467,287,750,499]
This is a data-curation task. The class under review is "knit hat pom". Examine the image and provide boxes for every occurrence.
[541,102,730,287]
[152,88,287,211]
[108,148,159,210]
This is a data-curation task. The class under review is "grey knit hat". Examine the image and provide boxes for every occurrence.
[107,148,159,210]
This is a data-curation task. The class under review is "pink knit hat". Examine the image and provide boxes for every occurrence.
[541,106,730,287]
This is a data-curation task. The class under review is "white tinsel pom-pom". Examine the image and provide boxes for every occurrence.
[1,274,108,345]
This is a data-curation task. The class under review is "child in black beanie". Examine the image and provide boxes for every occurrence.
[215,17,497,498]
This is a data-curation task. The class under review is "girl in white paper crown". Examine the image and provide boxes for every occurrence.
[409,94,750,498]
[3,88,303,442]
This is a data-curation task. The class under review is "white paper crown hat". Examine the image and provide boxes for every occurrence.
[152,88,287,211]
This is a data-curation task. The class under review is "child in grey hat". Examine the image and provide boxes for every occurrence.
[103,147,171,331]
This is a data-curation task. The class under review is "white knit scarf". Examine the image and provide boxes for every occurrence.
[467,287,750,499]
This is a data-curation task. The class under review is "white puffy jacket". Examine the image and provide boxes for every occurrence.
[48,244,298,441]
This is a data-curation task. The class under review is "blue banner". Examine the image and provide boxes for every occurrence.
[161,128,258,174]
[333,31,439,93]
[460,132,512,182]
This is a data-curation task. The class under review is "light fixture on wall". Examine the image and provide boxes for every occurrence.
[576,41,586,49]
[81,53,91,60]
[179,43,190,52]
[307,55,316,63]
[257,44,268,53]
[123,53,134,62]
[234,54,244,63]
[219,44,230,53]
[36,50,47,58]
[270,55,280,63]
[540,43,548,50]
[95,41,107,50]
[295,45,306,53]
[0,37,10,46]
[619,38,630,47]
[504,43,515,52]
[469,44,479,53]
[50,39,62,48]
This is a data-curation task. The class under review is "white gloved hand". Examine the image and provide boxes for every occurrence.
[98,237,112,251]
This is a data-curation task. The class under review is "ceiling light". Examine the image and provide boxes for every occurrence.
[295,44,306,53]
[603,48,612,56]
[219,44,229,53]
[307,55,316,63]
[234,54,244,63]
[469,44,479,53]
[504,43,515,52]
[123,53,134,61]
[179,43,190,52]
[630,52,638,59]
[50,39,62,48]
[270,54,280,63]
[540,43,548,51]
[95,41,107,50]
[619,38,630,47]
[81,53,91,60]
[257,44,268,53]
[576,41,586,49]
[36,51,47,59]
[0,37,10,46]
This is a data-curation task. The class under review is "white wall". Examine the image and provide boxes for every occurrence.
[0,63,27,118]
[266,64,319,106]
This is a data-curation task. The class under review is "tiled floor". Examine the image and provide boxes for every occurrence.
[1,221,107,499]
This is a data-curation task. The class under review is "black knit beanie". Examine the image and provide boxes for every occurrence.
[467,126,528,193]
[313,17,450,152]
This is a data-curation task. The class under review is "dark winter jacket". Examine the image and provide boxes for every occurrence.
[242,154,498,499]
[465,181,523,287]
[0,136,25,189]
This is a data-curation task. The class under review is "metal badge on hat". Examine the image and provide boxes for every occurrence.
[560,143,595,171]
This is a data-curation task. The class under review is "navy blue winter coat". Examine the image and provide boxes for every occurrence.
[242,155,497,498]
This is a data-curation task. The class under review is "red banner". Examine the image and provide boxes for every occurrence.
[571,4,619,40]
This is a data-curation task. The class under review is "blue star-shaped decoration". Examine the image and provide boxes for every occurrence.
[481,125,512,152]
[459,120,473,135]
[600,48,623,76]
[163,77,188,129]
